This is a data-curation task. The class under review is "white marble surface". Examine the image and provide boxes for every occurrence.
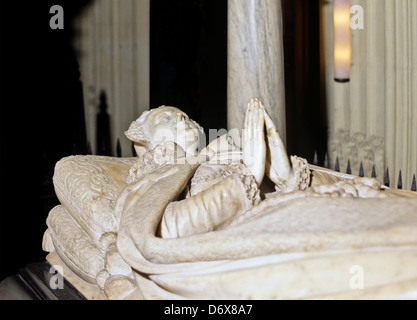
[228,0,286,144]
[42,103,417,300]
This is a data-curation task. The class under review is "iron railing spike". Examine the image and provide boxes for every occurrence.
[359,161,364,177]
[384,168,390,188]
[116,138,122,158]
[132,141,136,157]
[397,170,402,190]
[313,151,318,165]
[86,141,92,155]
[324,152,329,169]
[335,157,340,172]
[371,165,376,178]
[346,159,352,175]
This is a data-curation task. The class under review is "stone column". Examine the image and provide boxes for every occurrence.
[228,0,286,144]
[74,0,150,157]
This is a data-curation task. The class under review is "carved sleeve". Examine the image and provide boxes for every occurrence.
[158,174,260,239]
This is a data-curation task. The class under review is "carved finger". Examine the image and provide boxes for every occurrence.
[242,99,266,185]
[244,101,251,130]
[256,104,265,131]
[263,109,281,141]
[253,106,265,144]
[253,99,264,131]
[243,101,254,145]
[255,103,294,189]
[249,100,255,124]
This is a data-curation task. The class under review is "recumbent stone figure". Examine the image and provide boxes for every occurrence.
[43,98,417,300]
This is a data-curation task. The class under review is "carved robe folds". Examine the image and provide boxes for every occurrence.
[43,153,417,299]
[117,162,417,299]
[42,100,417,299]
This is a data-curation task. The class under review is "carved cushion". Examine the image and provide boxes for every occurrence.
[53,155,134,241]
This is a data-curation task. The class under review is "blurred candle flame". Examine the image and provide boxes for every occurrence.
[334,0,351,82]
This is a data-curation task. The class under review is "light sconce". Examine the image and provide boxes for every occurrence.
[334,0,351,82]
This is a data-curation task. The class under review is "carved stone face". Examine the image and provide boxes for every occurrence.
[130,106,203,155]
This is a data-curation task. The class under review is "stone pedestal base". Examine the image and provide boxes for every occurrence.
[0,255,87,300]
[45,252,107,300]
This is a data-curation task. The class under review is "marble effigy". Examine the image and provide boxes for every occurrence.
[43,98,417,300]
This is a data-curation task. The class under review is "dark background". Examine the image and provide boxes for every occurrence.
[0,0,324,282]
